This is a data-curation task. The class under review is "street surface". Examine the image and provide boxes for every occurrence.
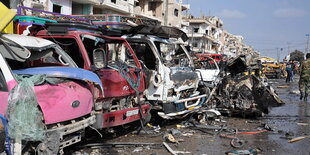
[69,77,310,155]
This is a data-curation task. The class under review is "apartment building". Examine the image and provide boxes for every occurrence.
[185,16,223,54]
[135,0,189,27]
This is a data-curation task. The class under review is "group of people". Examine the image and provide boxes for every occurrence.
[285,60,299,82]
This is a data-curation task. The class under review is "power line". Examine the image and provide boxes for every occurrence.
[256,42,307,51]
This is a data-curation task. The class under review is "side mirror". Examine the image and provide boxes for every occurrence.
[93,48,106,69]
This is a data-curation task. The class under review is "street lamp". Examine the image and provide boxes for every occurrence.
[306,34,310,54]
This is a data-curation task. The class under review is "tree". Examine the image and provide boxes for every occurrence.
[290,50,304,62]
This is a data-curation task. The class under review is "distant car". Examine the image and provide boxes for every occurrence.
[262,63,282,79]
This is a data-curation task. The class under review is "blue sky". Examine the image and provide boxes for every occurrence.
[186,0,310,60]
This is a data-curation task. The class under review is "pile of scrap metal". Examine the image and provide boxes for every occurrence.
[211,55,284,117]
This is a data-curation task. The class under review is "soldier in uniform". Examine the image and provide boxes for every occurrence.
[299,53,310,101]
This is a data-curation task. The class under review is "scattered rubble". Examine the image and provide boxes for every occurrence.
[163,142,191,155]
[288,136,310,143]
[225,148,262,155]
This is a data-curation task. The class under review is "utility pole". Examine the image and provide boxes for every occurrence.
[287,42,291,56]
[164,0,168,26]
[277,48,279,63]
[306,34,310,54]
[280,48,283,62]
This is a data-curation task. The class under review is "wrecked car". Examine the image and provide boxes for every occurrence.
[192,54,221,88]
[213,56,284,117]
[34,22,151,129]
[0,33,103,154]
[122,25,207,119]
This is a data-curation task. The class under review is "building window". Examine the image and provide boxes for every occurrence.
[111,0,116,4]
[53,4,61,13]
[134,1,140,7]
[174,9,178,17]
[148,2,156,11]
[194,28,199,33]
[205,30,208,35]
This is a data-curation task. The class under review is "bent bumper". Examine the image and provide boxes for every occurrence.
[101,104,151,128]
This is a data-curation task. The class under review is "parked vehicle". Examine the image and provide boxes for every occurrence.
[34,22,151,129]
[0,33,103,154]
[123,25,207,119]
[262,63,282,79]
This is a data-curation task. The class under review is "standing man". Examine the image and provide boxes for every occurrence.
[286,61,293,83]
[299,53,310,101]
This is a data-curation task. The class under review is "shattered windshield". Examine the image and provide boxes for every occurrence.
[0,35,75,70]
[155,41,190,67]
[5,45,74,70]
[80,35,137,69]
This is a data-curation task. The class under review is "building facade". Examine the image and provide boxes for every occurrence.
[185,16,223,54]
[7,0,256,57]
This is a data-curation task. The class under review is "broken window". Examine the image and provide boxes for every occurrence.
[194,28,199,33]
[1,36,73,69]
[53,4,61,13]
[45,38,84,68]
[111,0,116,4]
[134,1,139,7]
[105,43,137,68]
[155,41,190,67]
[174,9,179,17]
[129,42,156,70]
[5,46,72,70]
[80,35,136,69]
[148,2,157,11]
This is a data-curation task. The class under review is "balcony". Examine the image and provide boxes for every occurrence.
[31,0,45,7]
[182,4,190,11]
[72,0,99,5]
[93,0,133,14]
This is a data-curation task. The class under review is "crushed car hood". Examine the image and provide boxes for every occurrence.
[170,67,199,87]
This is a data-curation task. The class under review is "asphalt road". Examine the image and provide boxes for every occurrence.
[69,76,310,155]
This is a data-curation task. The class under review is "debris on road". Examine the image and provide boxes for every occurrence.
[288,136,310,143]
[163,142,191,155]
[225,148,261,155]
[277,85,290,88]
[289,90,300,94]
[297,123,308,126]
[230,138,245,148]
[80,142,163,149]
[132,147,143,153]
[163,133,179,143]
